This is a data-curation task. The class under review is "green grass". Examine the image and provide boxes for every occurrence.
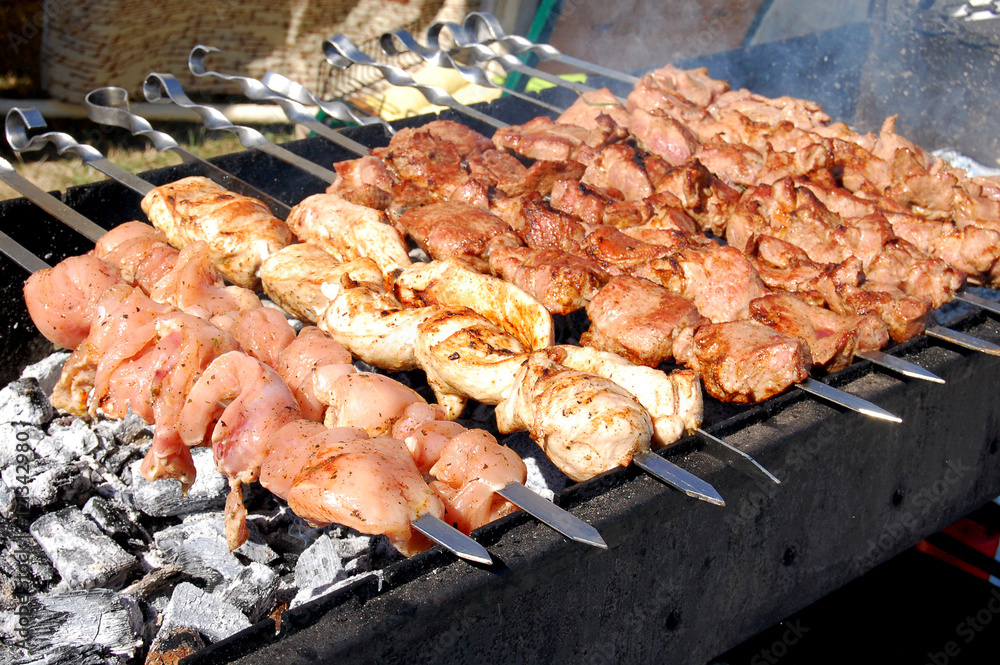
[0,130,295,201]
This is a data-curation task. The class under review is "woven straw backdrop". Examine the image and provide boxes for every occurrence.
[40,0,477,103]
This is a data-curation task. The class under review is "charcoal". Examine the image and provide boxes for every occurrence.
[145,623,205,665]
[218,562,279,623]
[12,644,123,665]
[0,480,13,519]
[36,418,101,463]
[158,582,251,643]
[290,572,371,610]
[294,534,347,592]
[3,459,90,509]
[0,423,42,469]
[130,447,227,517]
[0,379,55,427]
[19,352,69,396]
[30,507,137,590]
[0,519,58,593]
[113,412,153,448]
[81,496,146,545]
[120,565,185,603]
[0,589,143,660]
[326,527,373,562]
[234,520,279,565]
[154,513,244,586]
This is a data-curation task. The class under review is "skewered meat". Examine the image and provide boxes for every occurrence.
[395,257,554,351]
[140,175,293,289]
[495,353,653,482]
[748,293,858,373]
[673,321,812,403]
[275,326,354,422]
[488,245,610,315]
[397,202,522,271]
[285,192,412,281]
[581,275,702,367]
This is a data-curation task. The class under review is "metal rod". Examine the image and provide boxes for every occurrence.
[412,514,493,564]
[188,46,372,158]
[0,155,106,243]
[462,12,641,85]
[795,377,902,423]
[695,429,780,485]
[259,70,395,137]
[0,228,51,274]
[926,325,1000,355]
[141,73,340,184]
[495,482,607,548]
[954,291,1000,317]
[322,34,509,130]
[631,452,726,506]
[6,107,155,197]
[379,29,567,115]
[855,349,945,384]
[84,86,293,219]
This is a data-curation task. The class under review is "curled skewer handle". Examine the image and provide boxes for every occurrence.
[188,46,371,156]
[5,107,154,196]
[428,21,597,97]
[85,87,180,153]
[462,12,640,85]
[259,70,394,136]
[143,72,269,149]
[143,73,340,183]
[322,33,508,129]
[379,29,566,115]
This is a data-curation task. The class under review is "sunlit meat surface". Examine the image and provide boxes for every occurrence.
[581,275,702,367]
[673,320,812,403]
[748,293,858,372]
[397,201,522,271]
[140,175,293,289]
[488,245,610,315]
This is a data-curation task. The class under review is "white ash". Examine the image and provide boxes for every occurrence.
[30,507,138,591]
[153,513,244,586]
[293,534,348,592]
[503,430,568,499]
[0,481,13,520]
[0,520,58,594]
[155,582,251,644]
[82,496,148,547]
[0,423,43,468]
[129,447,228,517]
[290,572,374,610]
[2,459,90,510]
[234,521,280,566]
[19,353,70,398]
[0,589,143,661]
[0,379,55,428]
[217,562,279,623]
[934,148,1000,178]
[34,418,101,464]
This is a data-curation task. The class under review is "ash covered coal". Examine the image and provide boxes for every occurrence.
[0,352,564,664]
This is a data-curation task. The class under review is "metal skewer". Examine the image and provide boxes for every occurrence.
[795,377,902,423]
[496,482,606,548]
[187,46,372,157]
[430,21,626,104]
[141,73,340,184]
[379,28,568,115]
[954,291,1000,316]
[462,12,640,86]
[926,325,1000,355]
[856,349,945,384]
[695,429,781,484]
[84,86,293,219]
[259,70,396,137]
[632,451,726,505]
[322,34,510,130]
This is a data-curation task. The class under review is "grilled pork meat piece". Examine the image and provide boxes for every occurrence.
[493,115,625,165]
[629,107,700,166]
[519,193,591,253]
[652,160,740,236]
[582,143,656,201]
[141,176,292,290]
[556,88,632,131]
[488,245,610,315]
[581,275,702,367]
[749,293,858,373]
[397,201,523,271]
[581,225,679,275]
[285,192,412,280]
[673,320,812,403]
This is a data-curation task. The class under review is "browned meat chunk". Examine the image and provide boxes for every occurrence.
[749,293,858,373]
[629,108,699,166]
[557,88,632,131]
[489,246,610,315]
[654,160,740,235]
[582,143,654,201]
[398,202,522,271]
[375,120,492,198]
[581,226,677,275]
[520,194,590,253]
[672,320,811,403]
[581,276,702,367]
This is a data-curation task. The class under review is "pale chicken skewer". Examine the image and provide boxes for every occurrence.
[1,171,606,552]
[15,241,495,563]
